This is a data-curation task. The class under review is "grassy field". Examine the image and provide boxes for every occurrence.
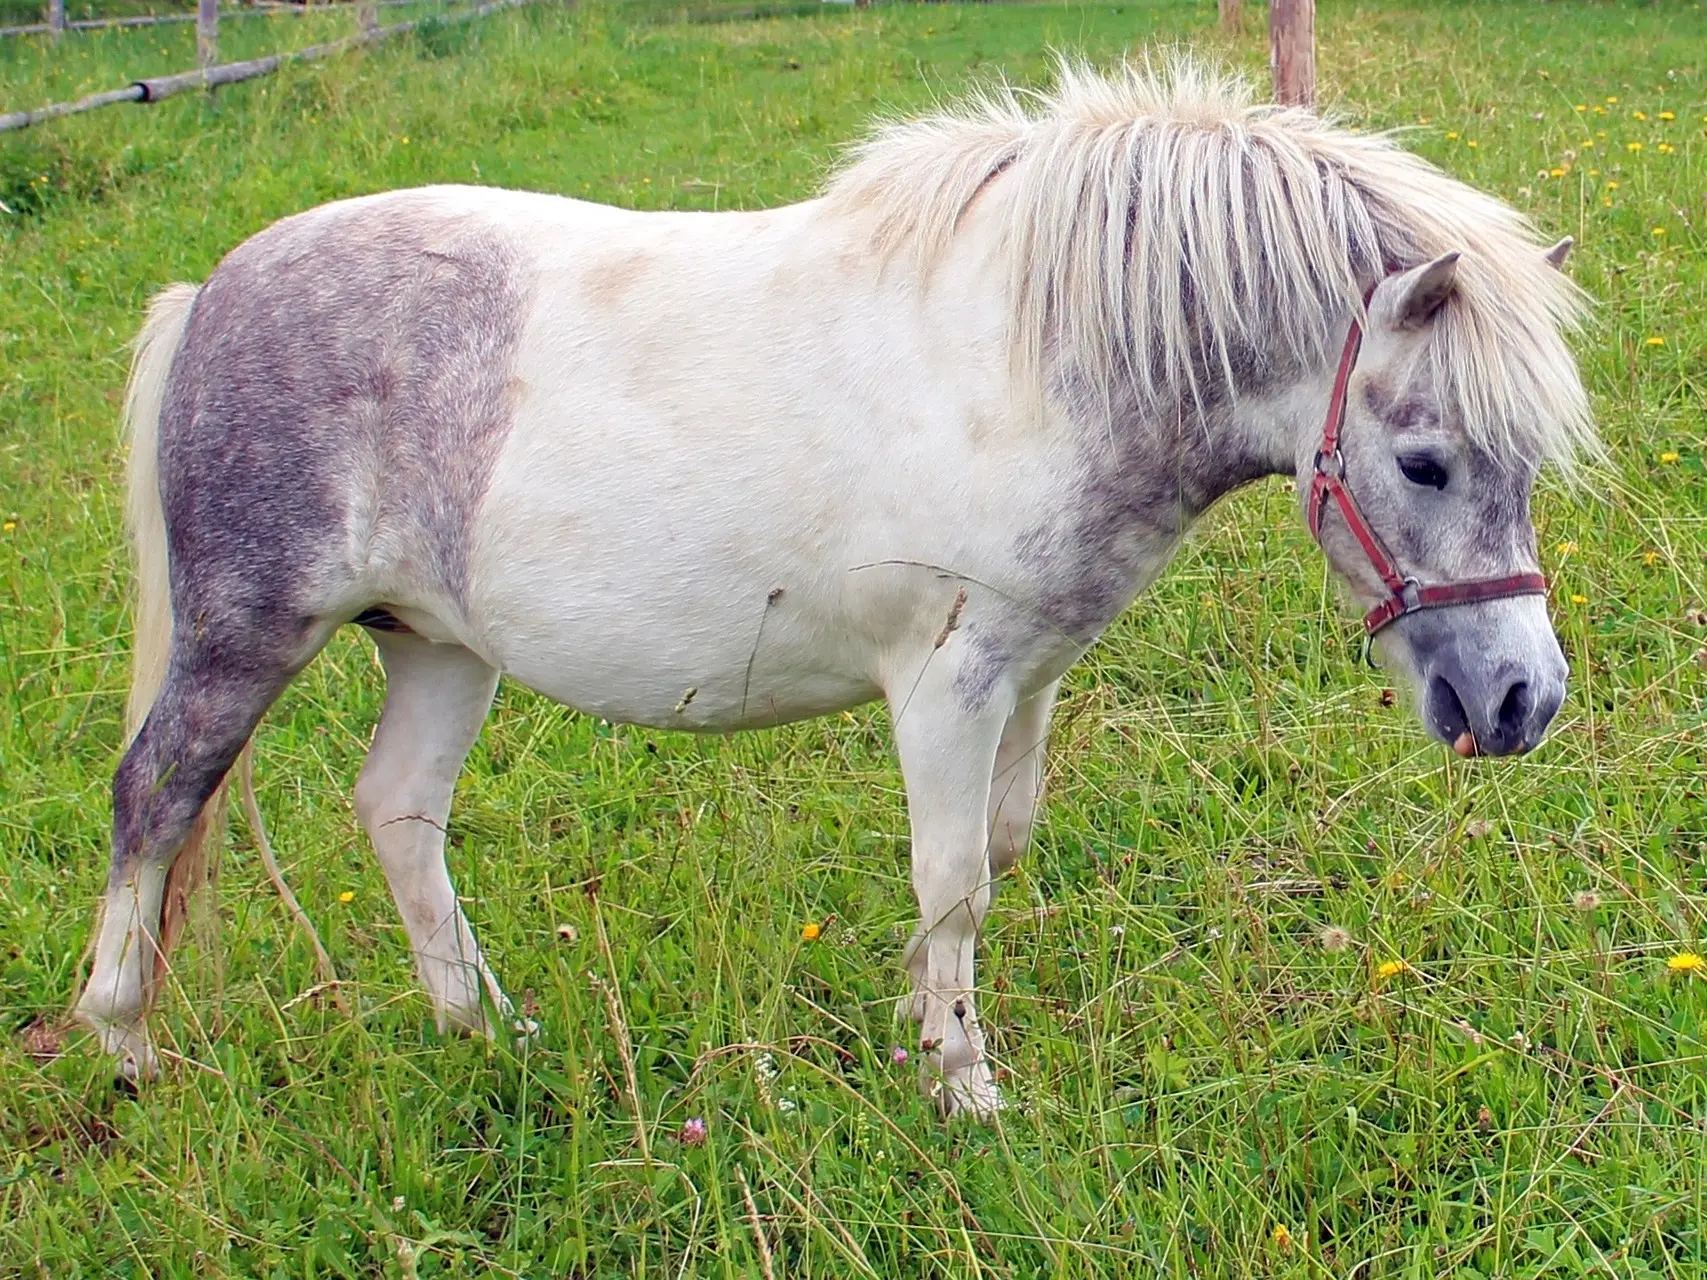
[2,0,1704,1274]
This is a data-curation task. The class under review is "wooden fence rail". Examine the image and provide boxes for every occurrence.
[0,0,529,134]
[2,0,432,41]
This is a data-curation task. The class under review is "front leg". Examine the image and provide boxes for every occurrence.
[890,657,1014,1119]
[987,679,1059,880]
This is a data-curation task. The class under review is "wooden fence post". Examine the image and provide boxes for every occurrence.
[1218,0,1241,36]
[1270,0,1315,108]
[197,0,218,71]
[47,0,64,39]
[358,0,378,36]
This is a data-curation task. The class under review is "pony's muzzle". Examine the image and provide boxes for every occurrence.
[1424,658,1564,757]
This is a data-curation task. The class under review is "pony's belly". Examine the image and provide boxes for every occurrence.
[506,655,880,731]
[488,616,883,732]
[465,536,888,730]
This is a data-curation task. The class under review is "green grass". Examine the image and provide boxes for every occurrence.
[2,1,1704,1274]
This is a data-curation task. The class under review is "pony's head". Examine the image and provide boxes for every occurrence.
[1309,241,1589,757]
[826,57,1600,755]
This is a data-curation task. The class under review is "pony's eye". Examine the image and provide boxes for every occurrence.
[1397,455,1449,490]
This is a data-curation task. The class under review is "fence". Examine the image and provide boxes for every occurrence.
[1,1,1322,138]
[0,0,542,134]
[0,0,430,41]
[0,0,848,139]
[4,0,854,40]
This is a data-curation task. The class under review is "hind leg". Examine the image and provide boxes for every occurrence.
[77,624,319,1078]
[354,629,513,1038]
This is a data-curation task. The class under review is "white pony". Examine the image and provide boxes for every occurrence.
[77,60,1593,1116]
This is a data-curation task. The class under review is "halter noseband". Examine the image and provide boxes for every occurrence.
[1306,285,1549,638]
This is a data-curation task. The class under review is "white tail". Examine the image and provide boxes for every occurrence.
[120,283,225,978]
[124,284,197,741]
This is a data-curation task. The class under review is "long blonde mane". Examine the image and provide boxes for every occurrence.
[825,58,1597,471]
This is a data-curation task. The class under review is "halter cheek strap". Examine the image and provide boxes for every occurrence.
[1307,286,1549,637]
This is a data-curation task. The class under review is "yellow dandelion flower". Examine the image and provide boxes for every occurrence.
[1653,227,1667,236]
[1602,198,1613,208]
[1,522,13,533]
[1627,141,1644,152]
[801,921,821,941]
[1593,106,1606,115]
[1633,110,1647,121]
[1660,451,1680,463]
[1588,168,1599,175]
[1446,131,1459,140]
[1570,594,1589,605]
[1658,111,1675,121]
[1657,143,1673,154]
[1548,167,1565,178]
[1466,140,1479,148]
[1418,116,1431,125]
[1272,1223,1294,1251]
[1555,541,1578,555]
[1574,104,1587,112]
[1376,959,1409,980]
[1605,96,1618,104]
[1667,952,1705,973]
[1581,139,1594,149]
[1647,337,1667,347]
[1642,551,1660,566]
[338,890,355,903]
[1606,180,1619,189]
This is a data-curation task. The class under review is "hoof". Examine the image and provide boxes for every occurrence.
[80,1013,161,1084]
[926,1060,1004,1121]
[436,994,536,1050]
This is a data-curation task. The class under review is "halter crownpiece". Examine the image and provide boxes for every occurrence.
[1306,282,1549,637]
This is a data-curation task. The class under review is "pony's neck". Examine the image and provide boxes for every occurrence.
[1199,359,1344,512]
[1057,335,1342,528]
[1022,344,1343,648]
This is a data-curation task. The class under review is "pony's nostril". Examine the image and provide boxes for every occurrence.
[1426,675,1470,742]
[1496,680,1532,742]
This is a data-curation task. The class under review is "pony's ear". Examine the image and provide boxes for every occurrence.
[1380,252,1461,331]
[1543,236,1573,270]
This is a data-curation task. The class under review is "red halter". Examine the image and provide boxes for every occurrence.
[1307,293,1549,637]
